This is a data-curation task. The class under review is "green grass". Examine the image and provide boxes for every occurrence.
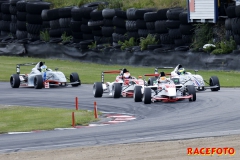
[44,0,187,9]
[0,106,99,134]
[1,56,240,87]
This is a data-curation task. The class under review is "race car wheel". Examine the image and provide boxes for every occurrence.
[210,76,220,91]
[143,88,151,104]
[112,83,121,98]
[134,86,142,102]
[34,75,43,89]
[93,82,103,97]
[10,74,20,88]
[187,85,196,102]
[70,72,81,87]
[148,77,157,86]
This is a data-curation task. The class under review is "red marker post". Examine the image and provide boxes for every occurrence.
[72,112,75,127]
[75,97,78,110]
[94,101,98,119]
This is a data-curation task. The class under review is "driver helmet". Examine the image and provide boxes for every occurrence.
[159,76,167,83]
[41,65,47,72]
[123,72,131,79]
[177,68,185,75]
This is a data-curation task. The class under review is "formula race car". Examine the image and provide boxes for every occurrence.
[134,72,196,104]
[10,61,81,89]
[152,64,220,92]
[93,68,145,98]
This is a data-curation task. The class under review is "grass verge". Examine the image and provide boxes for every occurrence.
[44,0,187,9]
[1,56,240,87]
[0,105,100,134]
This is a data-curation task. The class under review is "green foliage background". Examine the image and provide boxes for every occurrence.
[43,0,187,9]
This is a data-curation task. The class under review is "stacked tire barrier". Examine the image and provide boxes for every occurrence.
[228,5,240,45]
[26,1,50,40]
[82,5,95,40]
[144,11,158,39]
[152,8,170,53]
[166,8,184,47]
[79,2,107,49]
[156,8,173,47]
[112,9,127,46]
[70,7,83,43]
[89,8,103,43]
[0,1,240,52]
[1,2,11,36]
[135,8,155,39]
[16,0,27,40]
[59,7,72,37]
[100,8,115,44]
[9,0,19,37]
[48,8,61,39]
[41,9,50,31]
[179,11,194,47]
[125,8,139,40]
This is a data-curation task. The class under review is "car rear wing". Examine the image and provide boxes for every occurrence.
[154,67,173,75]
[145,73,171,76]
[101,70,121,83]
[16,63,39,74]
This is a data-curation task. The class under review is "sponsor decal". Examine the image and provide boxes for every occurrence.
[165,84,175,88]
[122,92,126,97]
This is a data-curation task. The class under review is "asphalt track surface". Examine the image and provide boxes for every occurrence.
[0,82,240,153]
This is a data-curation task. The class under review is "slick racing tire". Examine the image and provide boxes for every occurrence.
[143,88,151,104]
[187,85,196,102]
[134,86,142,102]
[210,76,220,91]
[70,72,81,87]
[10,74,20,88]
[112,83,121,98]
[148,77,157,86]
[34,75,43,89]
[93,82,103,97]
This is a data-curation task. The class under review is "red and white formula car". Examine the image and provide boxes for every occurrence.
[93,68,145,98]
[134,72,196,104]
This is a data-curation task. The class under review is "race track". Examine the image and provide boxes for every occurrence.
[0,82,240,153]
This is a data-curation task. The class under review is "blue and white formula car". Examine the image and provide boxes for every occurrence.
[10,61,81,89]
[152,64,220,92]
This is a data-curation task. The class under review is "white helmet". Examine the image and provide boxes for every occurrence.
[123,72,130,79]
[41,65,47,72]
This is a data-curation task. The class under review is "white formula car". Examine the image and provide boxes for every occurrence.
[93,68,145,98]
[152,64,220,92]
[134,72,196,104]
[10,61,81,89]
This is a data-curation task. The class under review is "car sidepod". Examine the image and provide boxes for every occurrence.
[49,72,67,82]
[192,75,205,91]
